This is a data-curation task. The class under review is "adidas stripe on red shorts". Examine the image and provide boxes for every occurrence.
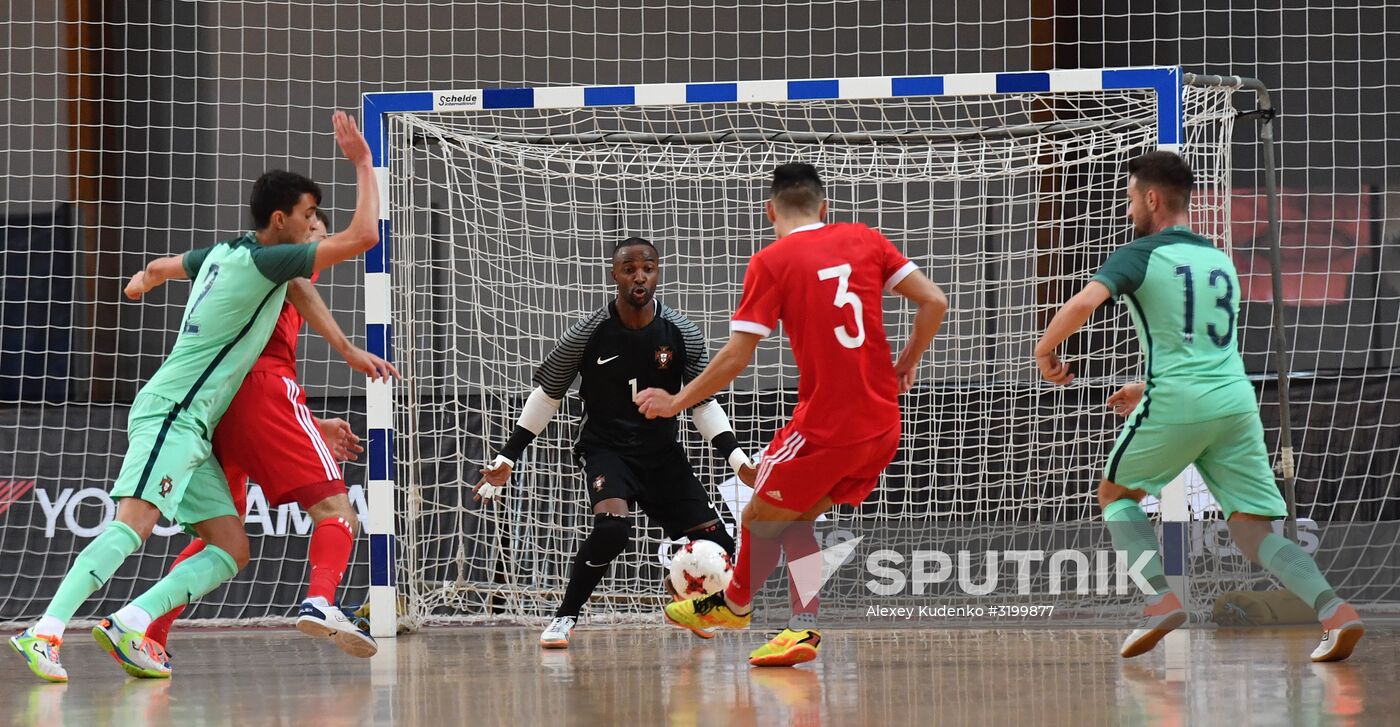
[213,371,346,516]
[752,423,900,514]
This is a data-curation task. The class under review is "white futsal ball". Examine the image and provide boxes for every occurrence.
[667,539,733,597]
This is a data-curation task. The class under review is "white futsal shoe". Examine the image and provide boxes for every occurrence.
[296,598,379,657]
[1310,602,1364,663]
[540,616,576,649]
[1120,592,1187,658]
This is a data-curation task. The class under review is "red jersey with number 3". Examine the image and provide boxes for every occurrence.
[731,222,917,446]
[249,271,319,379]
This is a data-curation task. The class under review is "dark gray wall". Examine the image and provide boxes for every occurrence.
[3,2,1396,397]
[4,0,1037,399]
[0,1,71,213]
[1068,1,1400,190]
[0,6,1393,409]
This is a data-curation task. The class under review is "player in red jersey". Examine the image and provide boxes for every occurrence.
[638,163,948,666]
[143,210,399,662]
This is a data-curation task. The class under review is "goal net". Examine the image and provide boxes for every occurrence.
[382,72,1385,627]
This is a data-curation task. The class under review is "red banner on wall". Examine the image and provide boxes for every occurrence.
[1228,189,1373,306]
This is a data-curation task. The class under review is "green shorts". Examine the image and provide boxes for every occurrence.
[1103,409,1287,519]
[110,393,237,526]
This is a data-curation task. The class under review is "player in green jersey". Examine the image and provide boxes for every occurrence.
[1035,150,1362,663]
[10,111,383,682]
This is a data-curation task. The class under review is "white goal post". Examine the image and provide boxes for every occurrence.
[361,67,1288,636]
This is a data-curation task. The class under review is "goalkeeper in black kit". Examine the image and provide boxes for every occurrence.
[475,237,755,648]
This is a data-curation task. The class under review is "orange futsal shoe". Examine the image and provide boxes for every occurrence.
[748,628,821,667]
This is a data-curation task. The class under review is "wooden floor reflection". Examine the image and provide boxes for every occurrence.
[2,625,1390,726]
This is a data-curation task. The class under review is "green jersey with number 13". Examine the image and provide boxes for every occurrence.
[1091,225,1257,424]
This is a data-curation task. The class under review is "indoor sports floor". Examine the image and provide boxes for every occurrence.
[2,624,1393,726]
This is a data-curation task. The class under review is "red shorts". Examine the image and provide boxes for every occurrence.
[213,371,345,517]
[753,423,900,513]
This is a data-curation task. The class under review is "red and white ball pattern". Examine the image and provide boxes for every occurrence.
[668,539,733,597]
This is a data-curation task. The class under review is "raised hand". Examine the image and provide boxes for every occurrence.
[332,110,372,168]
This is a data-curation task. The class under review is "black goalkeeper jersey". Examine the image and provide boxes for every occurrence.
[534,300,711,455]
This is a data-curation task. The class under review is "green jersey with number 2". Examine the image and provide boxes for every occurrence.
[135,233,318,429]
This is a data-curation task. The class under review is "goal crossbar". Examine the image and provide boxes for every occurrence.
[406,118,1154,148]
[364,67,1187,162]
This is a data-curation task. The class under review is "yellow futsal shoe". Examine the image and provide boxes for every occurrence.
[10,629,67,683]
[748,628,821,667]
[664,591,750,638]
[93,616,170,679]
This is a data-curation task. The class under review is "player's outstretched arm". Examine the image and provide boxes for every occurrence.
[286,278,400,382]
[474,313,596,504]
[1034,280,1112,385]
[890,269,949,393]
[312,111,380,273]
[669,311,757,483]
[635,332,761,420]
[124,255,190,300]
[690,399,756,485]
[473,387,562,504]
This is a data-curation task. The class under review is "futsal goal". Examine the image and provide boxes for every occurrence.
[362,67,1337,635]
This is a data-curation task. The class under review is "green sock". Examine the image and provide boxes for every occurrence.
[130,544,238,621]
[43,521,142,624]
[1102,499,1171,597]
[1256,533,1341,616]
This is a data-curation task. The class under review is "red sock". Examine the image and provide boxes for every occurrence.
[782,521,821,616]
[724,524,783,610]
[307,517,354,602]
[145,539,207,647]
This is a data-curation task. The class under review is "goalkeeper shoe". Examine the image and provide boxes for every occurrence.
[10,629,66,683]
[1311,602,1364,663]
[93,616,170,679]
[540,616,576,649]
[296,598,379,658]
[664,591,750,639]
[1119,592,1187,658]
[748,628,822,667]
